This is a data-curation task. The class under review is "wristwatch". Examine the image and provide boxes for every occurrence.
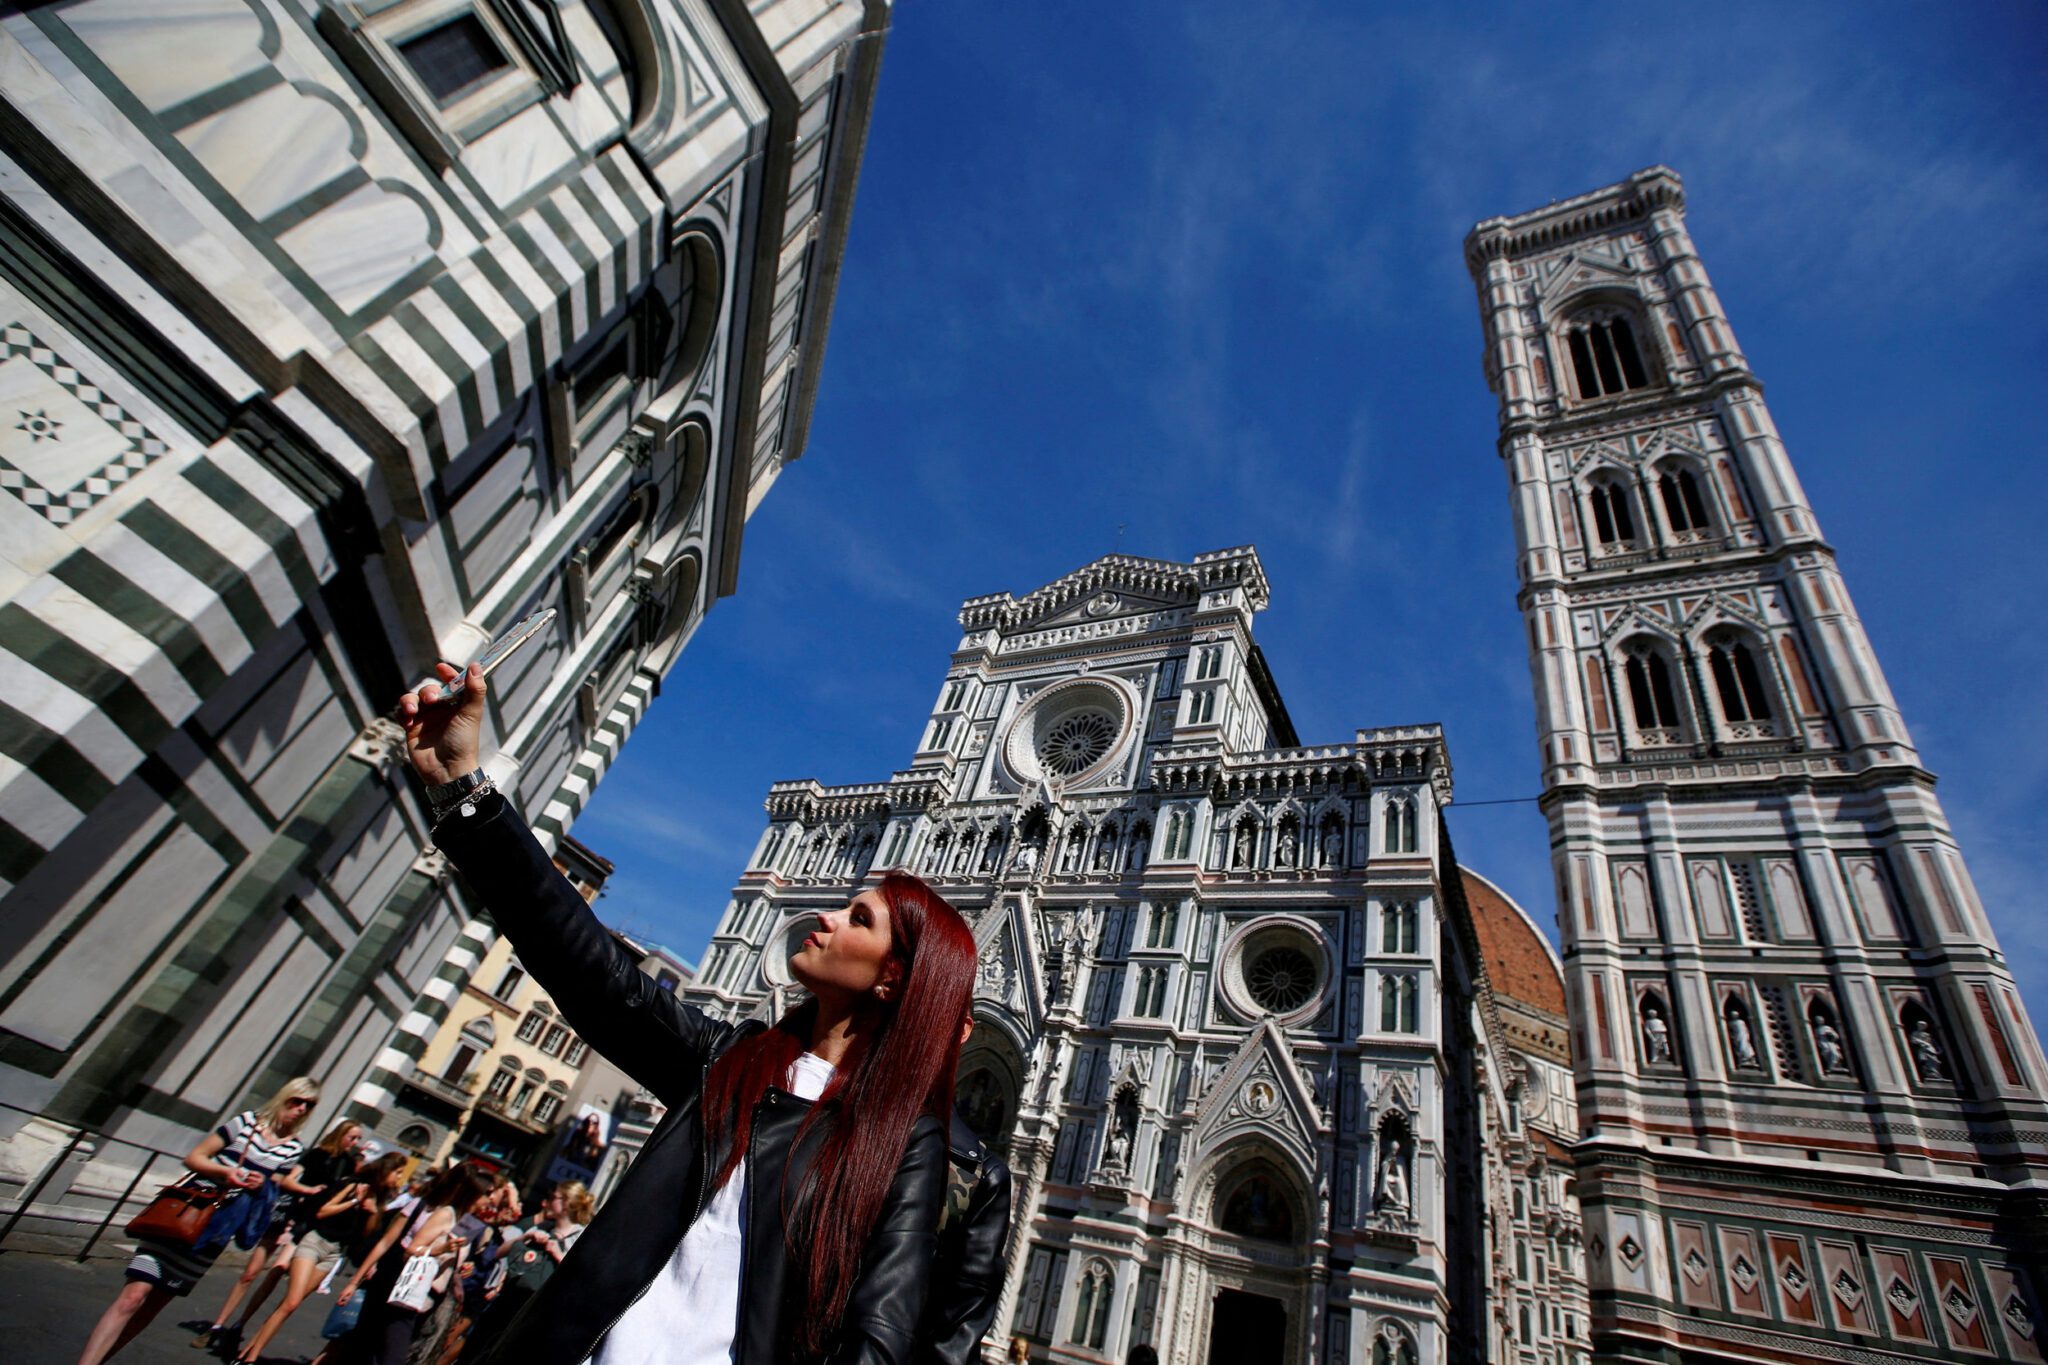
[425,768,492,821]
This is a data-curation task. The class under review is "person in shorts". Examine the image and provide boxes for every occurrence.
[76,1078,322,1365]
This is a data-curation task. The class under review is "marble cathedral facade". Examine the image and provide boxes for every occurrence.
[683,547,1588,1365]
[0,0,887,1221]
[1466,167,2048,1363]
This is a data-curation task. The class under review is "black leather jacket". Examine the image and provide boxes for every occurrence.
[915,1116,1013,1365]
[436,791,947,1365]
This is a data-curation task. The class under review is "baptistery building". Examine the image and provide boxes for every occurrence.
[0,0,888,1235]
[681,547,1588,1365]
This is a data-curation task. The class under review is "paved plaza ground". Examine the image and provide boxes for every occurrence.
[1,1251,333,1363]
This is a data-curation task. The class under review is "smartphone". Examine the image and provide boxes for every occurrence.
[422,608,557,705]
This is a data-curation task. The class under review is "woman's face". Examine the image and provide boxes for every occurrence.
[788,889,902,1004]
[342,1124,364,1151]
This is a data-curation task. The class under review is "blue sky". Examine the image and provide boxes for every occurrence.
[576,4,2048,1033]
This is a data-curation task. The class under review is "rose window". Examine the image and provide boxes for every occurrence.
[1038,710,1117,777]
[1246,946,1317,1013]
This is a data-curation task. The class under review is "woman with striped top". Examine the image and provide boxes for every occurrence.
[76,1077,323,1365]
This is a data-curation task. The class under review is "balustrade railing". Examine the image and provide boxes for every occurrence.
[0,1100,189,1261]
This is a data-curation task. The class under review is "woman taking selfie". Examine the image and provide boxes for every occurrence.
[397,662,976,1365]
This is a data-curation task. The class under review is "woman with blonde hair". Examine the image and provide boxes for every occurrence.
[77,1077,325,1365]
[200,1116,365,1358]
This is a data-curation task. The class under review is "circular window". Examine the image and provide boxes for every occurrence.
[1040,710,1117,777]
[1217,915,1331,1025]
[1001,677,1137,789]
[1247,945,1317,1013]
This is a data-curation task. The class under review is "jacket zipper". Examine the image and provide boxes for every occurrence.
[573,1056,715,1361]
[729,1089,771,1364]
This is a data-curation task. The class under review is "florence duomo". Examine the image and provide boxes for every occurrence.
[679,166,2048,1365]
[0,6,2043,1365]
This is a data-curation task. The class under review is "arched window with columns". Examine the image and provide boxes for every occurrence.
[1705,630,1777,734]
[1584,473,1640,550]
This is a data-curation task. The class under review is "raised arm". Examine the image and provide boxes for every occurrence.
[826,1116,948,1365]
[399,663,735,1101]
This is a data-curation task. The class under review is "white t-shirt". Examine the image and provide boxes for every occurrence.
[588,1052,836,1365]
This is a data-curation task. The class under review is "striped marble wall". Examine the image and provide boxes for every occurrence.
[0,0,888,1185]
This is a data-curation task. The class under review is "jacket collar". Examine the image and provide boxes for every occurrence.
[946,1110,987,1165]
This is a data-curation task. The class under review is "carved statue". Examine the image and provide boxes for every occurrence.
[1641,1002,1672,1065]
[1093,835,1115,871]
[1908,1019,1948,1080]
[1813,1015,1849,1074]
[1276,828,1297,868]
[1233,822,1255,868]
[980,836,1003,872]
[1377,1137,1410,1212]
[1067,903,1100,954]
[953,838,974,874]
[1103,1090,1137,1168]
[1726,1008,1760,1070]
[1321,824,1343,868]
[1014,838,1039,874]
[1061,830,1083,873]
[976,949,1009,1001]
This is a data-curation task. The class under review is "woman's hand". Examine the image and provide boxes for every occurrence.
[337,1284,357,1307]
[225,1169,262,1190]
[397,661,487,786]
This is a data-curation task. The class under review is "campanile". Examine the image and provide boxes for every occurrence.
[1466,167,2048,1362]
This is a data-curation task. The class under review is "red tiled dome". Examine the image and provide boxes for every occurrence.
[1460,867,1566,1018]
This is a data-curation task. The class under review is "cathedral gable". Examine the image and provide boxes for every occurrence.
[1190,1020,1323,1172]
[971,896,1046,1035]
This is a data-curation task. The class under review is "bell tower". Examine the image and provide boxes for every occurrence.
[1466,167,2048,1362]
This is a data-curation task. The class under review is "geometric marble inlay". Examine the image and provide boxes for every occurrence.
[1888,1276,1921,1321]
[1943,1284,1979,1331]
[1730,1254,1759,1294]
[1618,1234,1645,1271]
[0,324,167,525]
[2005,1293,2036,1341]
[1780,1258,1811,1302]
[1683,1247,1709,1285]
[1832,1268,1865,1312]
[1588,1235,1606,1262]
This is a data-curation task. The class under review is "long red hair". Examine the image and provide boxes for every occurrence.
[700,870,975,1355]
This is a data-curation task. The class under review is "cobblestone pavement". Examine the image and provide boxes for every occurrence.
[1,1252,333,1363]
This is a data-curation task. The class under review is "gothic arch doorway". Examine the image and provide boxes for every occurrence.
[956,1020,1026,1155]
[1208,1288,1286,1365]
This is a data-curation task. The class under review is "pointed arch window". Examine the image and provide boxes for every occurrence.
[1383,799,1418,854]
[1564,311,1651,399]
[1381,974,1420,1033]
[1586,477,1639,550]
[1707,636,1773,725]
[1657,464,1712,534]
[1070,1259,1113,1349]
[1382,901,1418,954]
[1623,649,1681,731]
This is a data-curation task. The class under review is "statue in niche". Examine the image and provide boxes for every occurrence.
[1102,1087,1138,1169]
[1812,1011,1849,1075]
[1233,822,1256,868]
[1276,827,1298,869]
[1061,830,1084,874]
[1093,833,1115,871]
[1376,1137,1410,1212]
[1066,903,1100,955]
[980,835,1004,872]
[1317,1173,1331,1234]
[1014,837,1039,875]
[953,838,975,874]
[1725,1003,1761,1070]
[1128,831,1148,872]
[1908,1018,1948,1080]
[1321,822,1343,868]
[1640,1001,1672,1065]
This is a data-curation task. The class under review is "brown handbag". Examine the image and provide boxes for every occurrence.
[125,1179,234,1248]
